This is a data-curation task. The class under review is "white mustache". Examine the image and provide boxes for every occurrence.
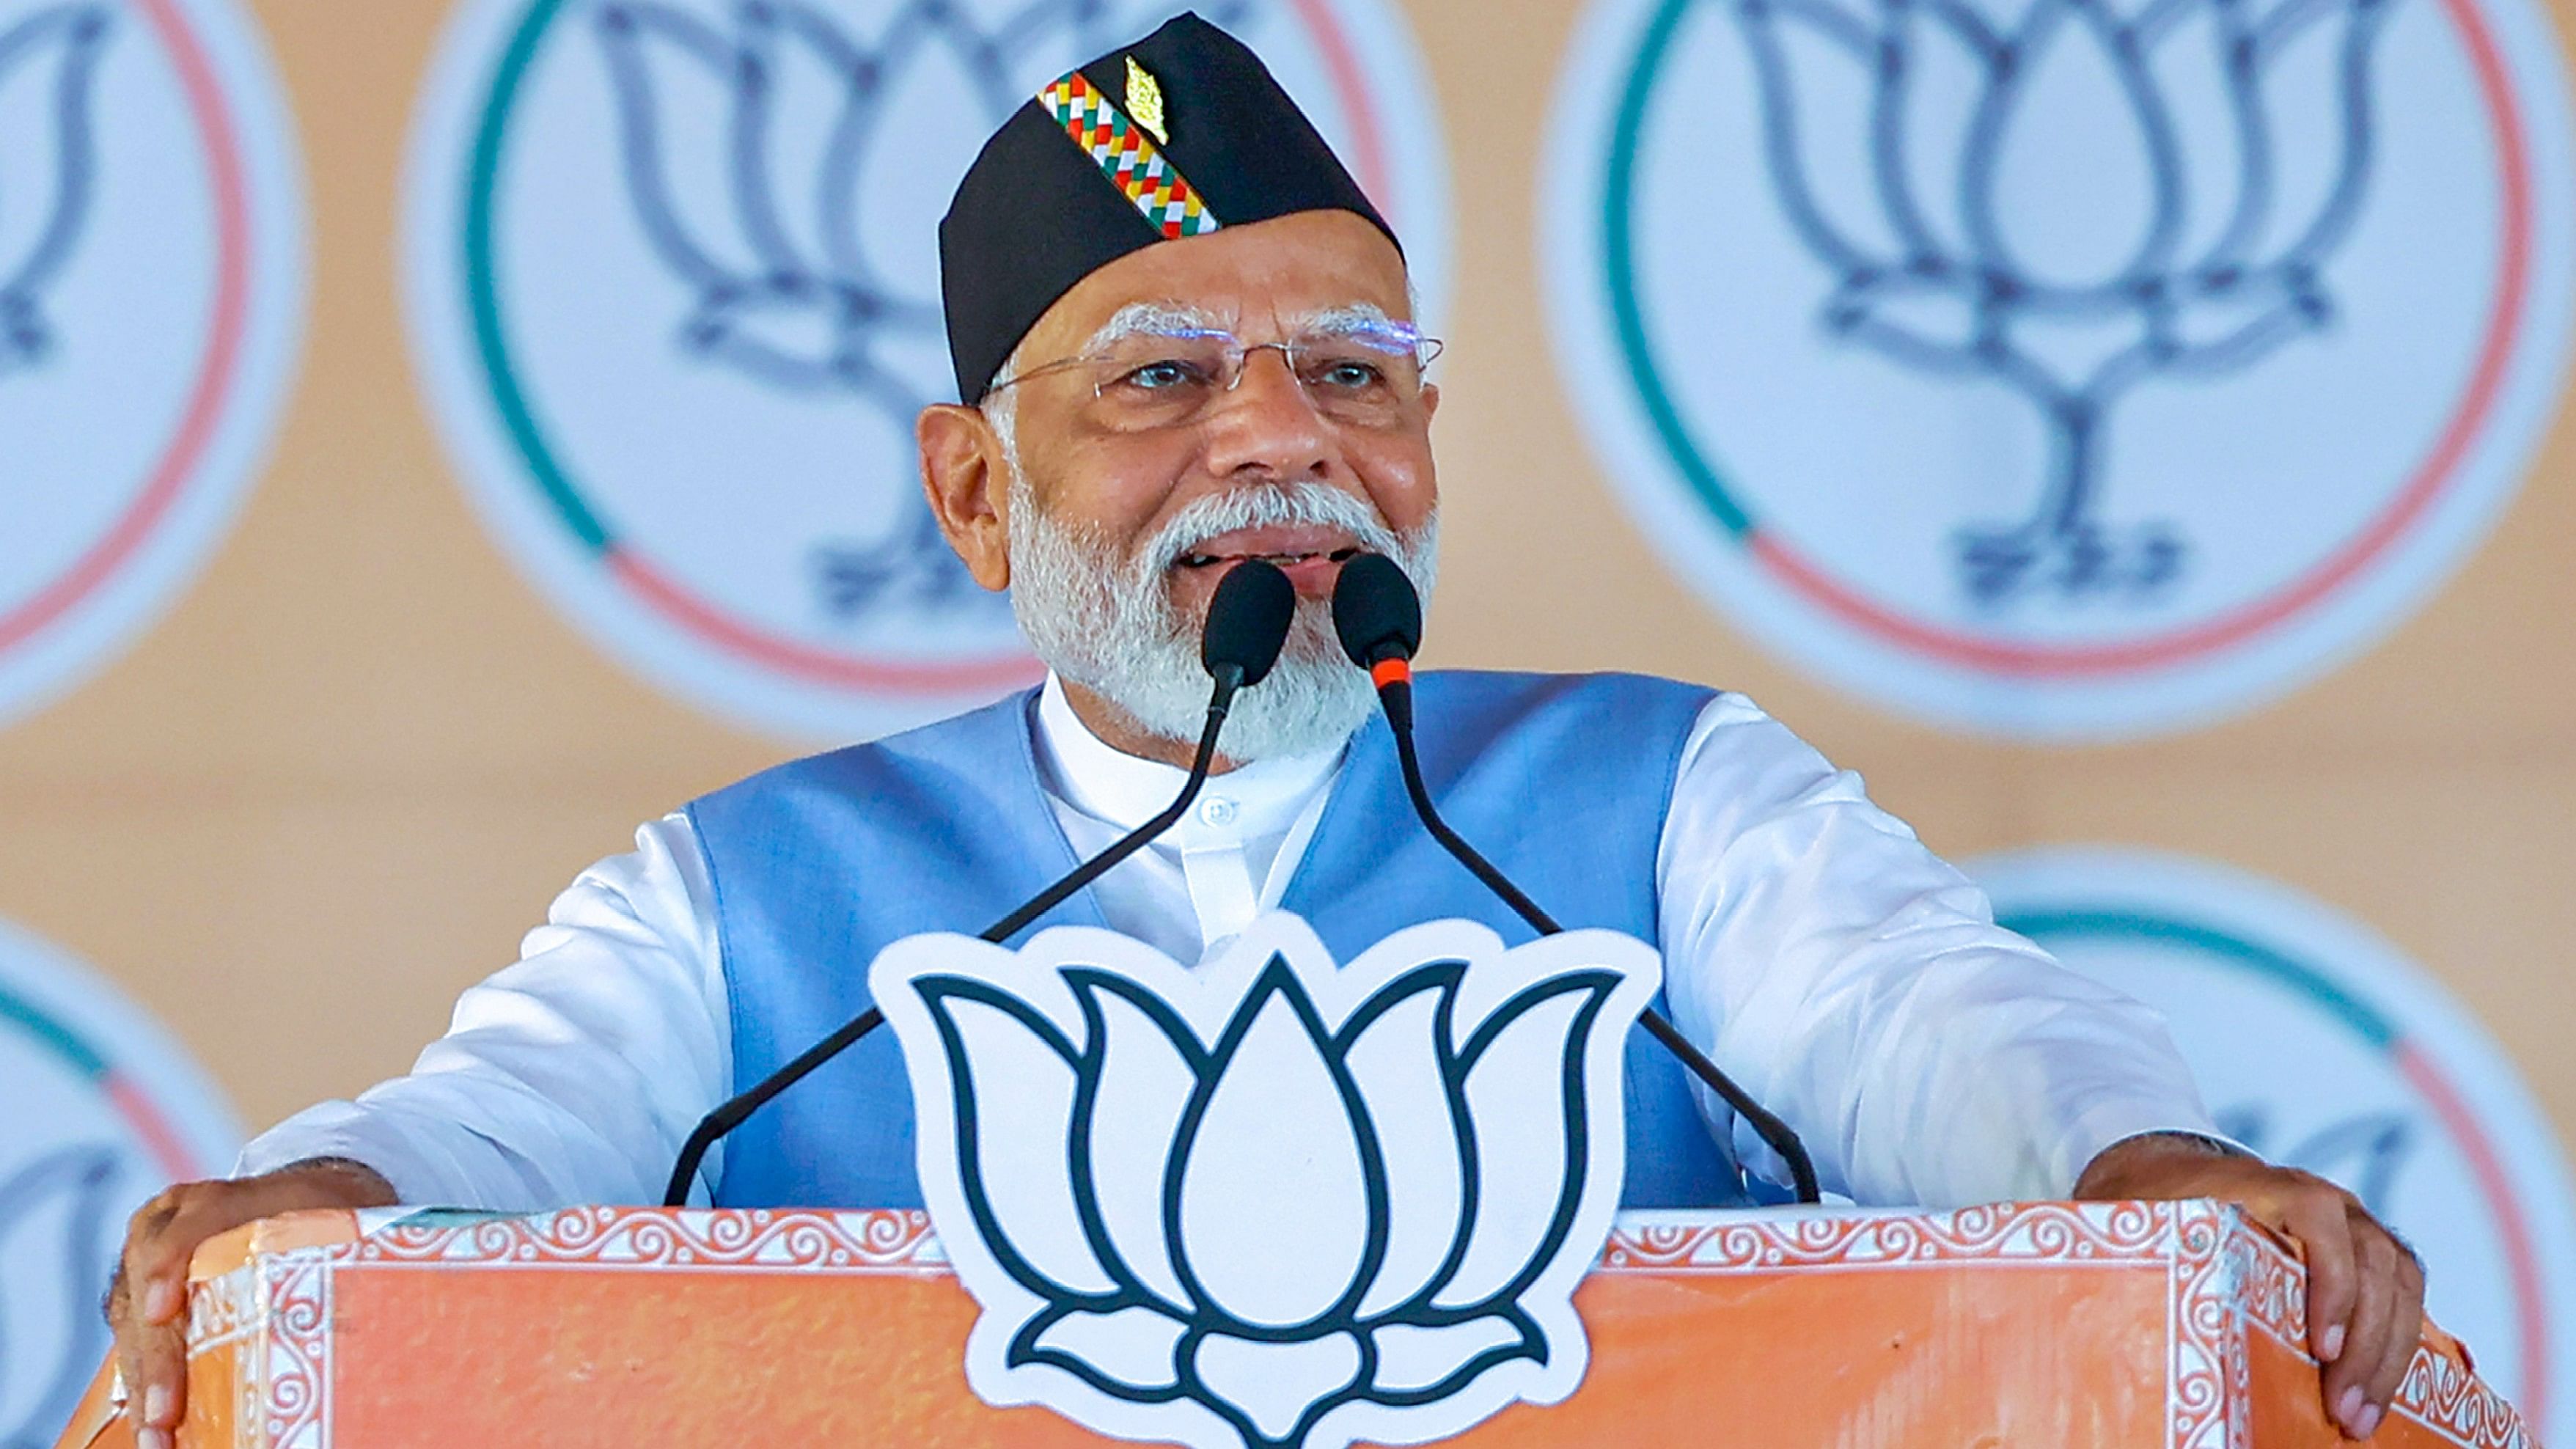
[1143,483,1406,573]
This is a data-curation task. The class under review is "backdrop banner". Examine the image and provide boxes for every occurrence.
[0,2,2571,1443]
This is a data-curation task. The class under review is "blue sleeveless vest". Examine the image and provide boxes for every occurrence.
[687,670,1748,1209]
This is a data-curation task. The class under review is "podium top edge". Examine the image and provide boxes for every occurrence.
[187,1197,2271,1281]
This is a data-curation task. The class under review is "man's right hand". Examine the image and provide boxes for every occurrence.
[108,1158,397,1449]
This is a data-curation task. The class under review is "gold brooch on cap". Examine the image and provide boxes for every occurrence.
[1125,56,1168,143]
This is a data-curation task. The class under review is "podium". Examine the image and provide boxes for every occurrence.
[55,1197,2533,1448]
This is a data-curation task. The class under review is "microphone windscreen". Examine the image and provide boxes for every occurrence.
[1331,552,1423,667]
[1201,560,1297,686]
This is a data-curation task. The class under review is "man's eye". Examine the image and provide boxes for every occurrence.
[1118,359,1213,392]
[1307,357,1390,390]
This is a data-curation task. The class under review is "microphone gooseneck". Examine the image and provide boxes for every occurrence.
[1329,553,1824,1206]
[661,560,1298,1207]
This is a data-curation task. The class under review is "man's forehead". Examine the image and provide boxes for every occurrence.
[1081,299,1406,348]
[1010,210,1414,360]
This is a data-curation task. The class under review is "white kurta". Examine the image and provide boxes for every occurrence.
[241,678,2218,1211]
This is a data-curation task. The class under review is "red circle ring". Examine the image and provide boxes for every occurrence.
[0,0,252,659]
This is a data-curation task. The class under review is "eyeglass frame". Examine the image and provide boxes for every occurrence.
[981,315,1445,426]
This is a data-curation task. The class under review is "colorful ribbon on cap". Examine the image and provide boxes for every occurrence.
[1041,69,1221,241]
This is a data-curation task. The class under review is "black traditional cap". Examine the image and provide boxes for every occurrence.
[938,12,1401,403]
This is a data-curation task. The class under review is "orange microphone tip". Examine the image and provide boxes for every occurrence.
[1370,657,1412,690]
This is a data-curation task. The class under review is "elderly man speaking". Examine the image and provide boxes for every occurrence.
[111,12,2421,1445]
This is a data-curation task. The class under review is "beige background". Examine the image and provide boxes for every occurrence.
[1,0,2567,1157]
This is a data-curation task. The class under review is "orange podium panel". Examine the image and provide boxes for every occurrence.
[56,1200,2531,1448]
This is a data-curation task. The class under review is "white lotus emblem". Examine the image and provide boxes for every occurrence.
[872,914,1661,1449]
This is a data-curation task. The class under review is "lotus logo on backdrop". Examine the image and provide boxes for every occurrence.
[1973,848,2576,1445]
[404,0,1451,742]
[1739,0,2383,607]
[0,920,240,1444]
[0,0,303,726]
[1541,0,2576,739]
[872,914,1658,1449]
[0,1146,119,1442]
[0,5,105,378]
[589,0,1019,613]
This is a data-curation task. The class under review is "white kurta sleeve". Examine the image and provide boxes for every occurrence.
[233,813,731,1212]
[1656,694,2220,1207]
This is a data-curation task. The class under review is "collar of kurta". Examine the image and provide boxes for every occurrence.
[1030,672,1344,845]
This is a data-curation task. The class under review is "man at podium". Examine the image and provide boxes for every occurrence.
[109,12,2423,1446]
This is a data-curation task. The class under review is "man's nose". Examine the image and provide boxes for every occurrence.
[1199,347,1337,480]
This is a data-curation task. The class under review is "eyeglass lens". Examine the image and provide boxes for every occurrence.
[1081,327,1439,432]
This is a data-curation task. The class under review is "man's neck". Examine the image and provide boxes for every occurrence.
[1060,678,1244,775]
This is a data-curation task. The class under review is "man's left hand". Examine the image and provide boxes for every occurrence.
[2076,1132,2423,1441]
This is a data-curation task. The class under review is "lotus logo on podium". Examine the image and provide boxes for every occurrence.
[873,914,1661,1449]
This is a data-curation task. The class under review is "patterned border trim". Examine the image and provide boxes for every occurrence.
[262,1253,330,1449]
[2241,1233,2311,1351]
[1041,69,1219,240]
[2396,1352,2539,1449]
[340,1205,945,1271]
[2238,1230,2533,1449]
[1599,1200,2181,1269]
[2173,1200,2241,1449]
[184,1261,263,1354]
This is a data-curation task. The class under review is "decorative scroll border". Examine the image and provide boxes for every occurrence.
[337,1206,945,1271]
[2172,1200,2239,1449]
[184,1263,263,1353]
[1599,1200,2181,1270]
[260,1252,331,1449]
[2392,1351,2539,1449]
[2236,1229,2533,1449]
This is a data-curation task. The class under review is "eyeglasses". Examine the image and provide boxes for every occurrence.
[986,320,1444,433]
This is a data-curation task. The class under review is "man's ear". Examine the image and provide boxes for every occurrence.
[917,403,1014,592]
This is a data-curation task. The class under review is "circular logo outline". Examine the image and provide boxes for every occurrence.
[0,917,238,1181]
[1975,846,2576,1436]
[0,0,307,727]
[0,915,241,1443]
[1541,0,2576,740]
[405,0,1453,741]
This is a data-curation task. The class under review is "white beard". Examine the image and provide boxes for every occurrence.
[1005,476,1439,761]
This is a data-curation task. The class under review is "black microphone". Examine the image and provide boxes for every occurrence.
[661,560,1299,1207]
[1330,552,1824,1205]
